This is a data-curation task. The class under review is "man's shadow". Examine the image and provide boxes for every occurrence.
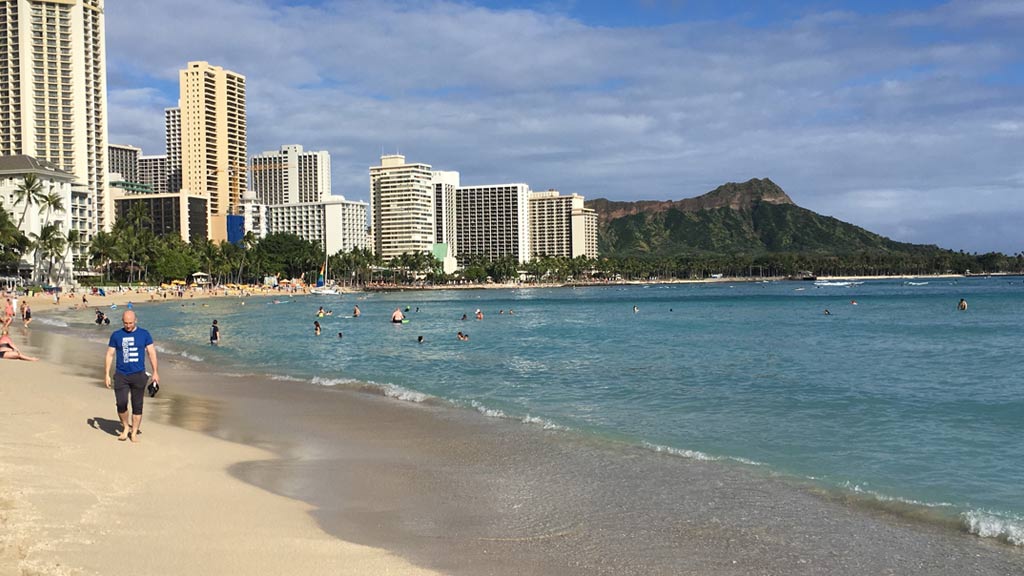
[87,417,122,437]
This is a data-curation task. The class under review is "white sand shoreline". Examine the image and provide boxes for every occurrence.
[0,342,443,575]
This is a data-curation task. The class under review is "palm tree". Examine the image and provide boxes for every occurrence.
[0,207,29,274]
[89,231,120,282]
[56,229,82,286]
[37,190,65,229]
[29,223,66,285]
[13,174,46,228]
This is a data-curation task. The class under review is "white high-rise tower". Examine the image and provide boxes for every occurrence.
[369,154,435,260]
[250,144,331,205]
[0,0,109,245]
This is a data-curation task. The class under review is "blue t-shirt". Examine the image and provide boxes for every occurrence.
[108,327,154,375]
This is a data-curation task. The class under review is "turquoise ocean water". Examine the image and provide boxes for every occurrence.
[71,277,1024,545]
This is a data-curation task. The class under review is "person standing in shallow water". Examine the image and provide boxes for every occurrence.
[104,310,159,443]
[210,319,220,345]
[958,298,968,311]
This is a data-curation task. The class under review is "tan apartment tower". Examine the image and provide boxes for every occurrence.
[0,0,109,249]
[369,154,435,260]
[529,190,598,259]
[178,61,246,241]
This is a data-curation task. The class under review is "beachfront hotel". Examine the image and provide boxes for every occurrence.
[369,154,435,261]
[454,183,532,265]
[432,170,460,254]
[111,186,209,243]
[0,155,75,281]
[0,0,110,260]
[178,61,247,241]
[529,190,599,259]
[261,195,369,255]
[250,144,331,205]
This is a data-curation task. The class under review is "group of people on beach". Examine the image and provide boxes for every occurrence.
[2,297,32,329]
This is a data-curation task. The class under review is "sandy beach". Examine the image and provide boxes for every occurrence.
[0,336,441,575]
[4,292,1024,575]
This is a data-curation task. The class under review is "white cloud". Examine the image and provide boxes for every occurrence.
[105,0,1024,253]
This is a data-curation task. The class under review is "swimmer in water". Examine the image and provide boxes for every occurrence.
[475,309,483,320]
[633,305,639,313]
[417,335,424,344]
[391,308,405,323]
[314,321,321,336]
[353,304,361,318]
[457,331,469,341]
[957,298,968,311]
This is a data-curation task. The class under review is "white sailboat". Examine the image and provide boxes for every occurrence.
[311,256,340,295]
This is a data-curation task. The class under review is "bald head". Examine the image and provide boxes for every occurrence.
[121,310,137,330]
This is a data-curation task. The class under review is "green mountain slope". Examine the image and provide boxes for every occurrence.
[589,178,942,257]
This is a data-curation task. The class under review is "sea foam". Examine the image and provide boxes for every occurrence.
[963,510,1024,546]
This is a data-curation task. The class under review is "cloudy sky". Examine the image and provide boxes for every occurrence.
[106,0,1023,254]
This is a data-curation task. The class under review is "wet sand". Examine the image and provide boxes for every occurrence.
[7,324,1024,575]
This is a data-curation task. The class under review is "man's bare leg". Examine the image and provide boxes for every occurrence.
[130,414,142,443]
[117,410,130,441]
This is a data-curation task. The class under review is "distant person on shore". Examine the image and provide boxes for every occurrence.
[457,331,469,341]
[104,310,159,443]
[391,308,405,323]
[22,303,31,327]
[0,328,38,361]
[958,298,968,311]
[314,321,321,336]
[210,319,220,345]
[353,304,361,318]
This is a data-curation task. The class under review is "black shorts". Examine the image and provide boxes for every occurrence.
[114,371,148,415]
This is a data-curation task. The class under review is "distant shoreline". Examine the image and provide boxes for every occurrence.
[361,273,980,292]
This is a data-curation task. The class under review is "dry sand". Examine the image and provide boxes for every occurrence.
[0,354,442,575]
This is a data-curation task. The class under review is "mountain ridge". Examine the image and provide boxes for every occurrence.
[586,179,943,257]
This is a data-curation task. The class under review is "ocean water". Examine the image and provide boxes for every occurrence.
[78,277,1024,545]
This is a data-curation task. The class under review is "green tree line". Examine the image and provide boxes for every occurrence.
[2,203,1022,287]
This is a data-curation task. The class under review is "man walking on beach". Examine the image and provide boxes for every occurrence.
[104,310,159,443]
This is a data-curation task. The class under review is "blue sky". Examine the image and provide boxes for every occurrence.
[105,0,1023,254]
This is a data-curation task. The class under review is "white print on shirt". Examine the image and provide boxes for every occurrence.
[120,335,139,365]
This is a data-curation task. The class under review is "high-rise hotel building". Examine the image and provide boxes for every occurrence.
[529,190,598,259]
[250,144,331,205]
[178,61,246,241]
[0,0,109,247]
[432,170,459,252]
[164,107,181,193]
[369,154,435,261]
[138,154,167,194]
[108,144,139,183]
[455,183,531,264]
